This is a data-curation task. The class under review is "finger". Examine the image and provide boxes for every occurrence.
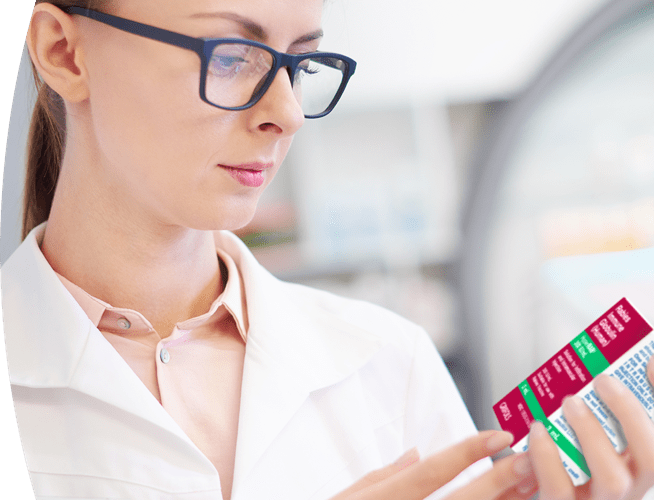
[594,374,654,486]
[355,448,421,491]
[445,453,535,500]
[528,421,575,500]
[352,430,514,500]
[407,430,515,497]
[472,476,538,500]
[329,448,420,499]
[648,356,654,387]
[359,447,421,489]
[512,476,540,499]
[497,476,539,500]
[562,395,632,498]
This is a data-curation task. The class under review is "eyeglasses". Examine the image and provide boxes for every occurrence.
[63,6,357,118]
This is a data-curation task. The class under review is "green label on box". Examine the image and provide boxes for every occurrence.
[519,381,590,477]
[571,331,610,378]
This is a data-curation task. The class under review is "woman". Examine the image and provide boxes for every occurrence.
[4,0,654,499]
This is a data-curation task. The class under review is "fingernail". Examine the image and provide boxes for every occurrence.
[595,373,627,395]
[517,478,537,494]
[393,447,419,468]
[486,431,514,453]
[513,453,532,476]
[562,396,588,417]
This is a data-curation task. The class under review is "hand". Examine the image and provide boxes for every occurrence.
[329,430,537,500]
[528,356,654,500]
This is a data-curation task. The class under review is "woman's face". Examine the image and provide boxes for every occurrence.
[74,0,323,231]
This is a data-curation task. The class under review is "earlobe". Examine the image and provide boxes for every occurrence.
[26,3,89,103]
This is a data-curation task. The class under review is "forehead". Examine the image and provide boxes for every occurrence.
[113,0,324,41]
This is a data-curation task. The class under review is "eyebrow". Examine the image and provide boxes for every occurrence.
[189,12,323,46]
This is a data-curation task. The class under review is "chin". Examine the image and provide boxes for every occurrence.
[175,192,262,232]
[226,217,256,232]
[198,205,259,233]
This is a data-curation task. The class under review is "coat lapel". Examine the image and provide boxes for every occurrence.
[4,226,390,498]
[215,232,388,496]
[3,225,200,453]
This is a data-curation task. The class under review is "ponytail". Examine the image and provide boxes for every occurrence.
[21,0,105,239]
[22,75,66,239]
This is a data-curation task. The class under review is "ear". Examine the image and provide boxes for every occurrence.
[26,3,89,103]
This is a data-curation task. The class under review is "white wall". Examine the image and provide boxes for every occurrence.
[322,0,611,107]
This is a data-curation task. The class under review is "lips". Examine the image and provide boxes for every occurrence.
[219,162,273,188]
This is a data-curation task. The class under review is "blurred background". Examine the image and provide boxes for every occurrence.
[4,0,654,433]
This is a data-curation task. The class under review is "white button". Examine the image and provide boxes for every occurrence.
[117,317,131,330]
[160,348,170,364]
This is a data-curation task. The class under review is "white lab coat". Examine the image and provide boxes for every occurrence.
[3,224,489,500]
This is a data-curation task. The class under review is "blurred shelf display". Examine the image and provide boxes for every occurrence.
[236,102,473,359]
[232,90,509,409]
[460,0,654,429]
[3,0,646,437]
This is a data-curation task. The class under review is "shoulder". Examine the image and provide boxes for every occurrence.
[273,273,488,488]
[274,279,447,421]
[215,230,429,354]
[284,279,428,348]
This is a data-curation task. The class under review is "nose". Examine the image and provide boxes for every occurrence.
[248,67,305,136]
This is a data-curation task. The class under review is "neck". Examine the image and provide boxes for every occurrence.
[41,153,223,339]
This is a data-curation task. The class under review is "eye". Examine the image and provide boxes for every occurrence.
[209,55,248,78]
[295,60,320,83]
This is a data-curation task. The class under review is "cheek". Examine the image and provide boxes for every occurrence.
[87,44,230,185]
[277,136,295,172]
[260,136,294,189]
[91,56,192,151]
[82,38,293,230]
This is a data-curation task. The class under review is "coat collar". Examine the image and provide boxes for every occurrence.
[2,224,196,448]
[4,223,96,388]
[212,231,387,494]
[3,224,387,494]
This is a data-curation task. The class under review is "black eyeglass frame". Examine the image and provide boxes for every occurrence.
[63,6,357,118]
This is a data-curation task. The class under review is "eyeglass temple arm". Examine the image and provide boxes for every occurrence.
[63,6,206,54]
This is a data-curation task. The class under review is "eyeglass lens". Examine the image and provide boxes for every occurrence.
[205,43,346,116]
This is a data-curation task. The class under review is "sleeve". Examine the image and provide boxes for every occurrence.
[402,327,492,499]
